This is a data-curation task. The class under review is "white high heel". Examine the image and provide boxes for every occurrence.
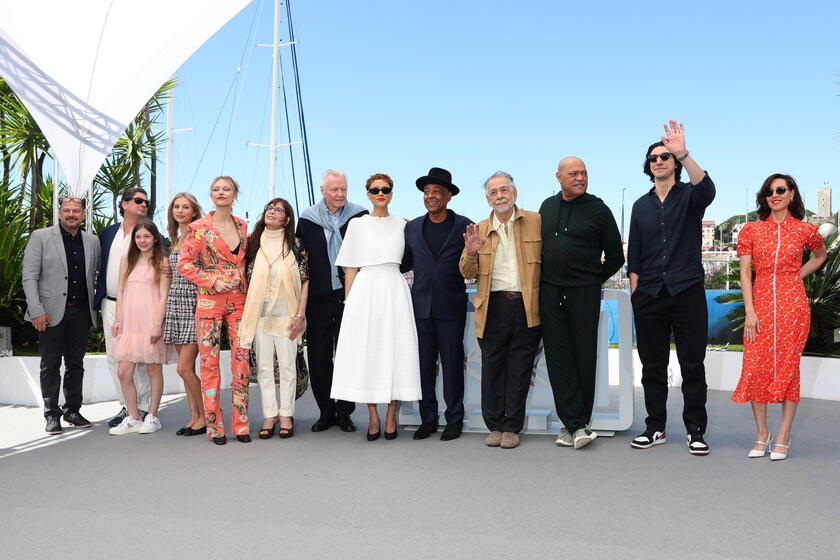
[747,435,773,458]
[770,441,791,461]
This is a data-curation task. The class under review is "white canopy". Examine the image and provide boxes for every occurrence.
[0,0,252,196]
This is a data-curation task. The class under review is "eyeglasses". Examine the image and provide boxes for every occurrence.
[124,196,149,206]
[367,187,393,195]
[646,153,673,162]
[264,205,286,214]
[59,196,87,209]
[763,186,794,197]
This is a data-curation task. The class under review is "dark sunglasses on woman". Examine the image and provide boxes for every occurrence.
[367,187,392,195]
[763,186,794,197]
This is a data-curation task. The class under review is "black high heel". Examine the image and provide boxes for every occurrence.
[384,429,398,440]
[367,429,381,441]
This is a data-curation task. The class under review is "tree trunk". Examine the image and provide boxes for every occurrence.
[144,106,157,216]
[28,151,46,230]
[0,108,10,186]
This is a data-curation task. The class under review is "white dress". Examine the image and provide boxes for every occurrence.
[330,215,422,403]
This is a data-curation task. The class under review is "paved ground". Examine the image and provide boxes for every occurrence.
[1,388,839,559]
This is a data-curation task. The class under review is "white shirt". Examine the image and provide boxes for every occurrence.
[490,210,521,292]
[106,224,134,297]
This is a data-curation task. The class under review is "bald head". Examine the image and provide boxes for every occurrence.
[555,156,588,201]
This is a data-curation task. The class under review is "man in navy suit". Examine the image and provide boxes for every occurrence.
[95,187,152,427]
[403,168,473,441]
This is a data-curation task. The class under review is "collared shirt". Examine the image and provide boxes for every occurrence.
[106,224,134,297]
[627,172,716,297]
[323,205,344,245]
[490,209,521,292]
[60,224,87,305]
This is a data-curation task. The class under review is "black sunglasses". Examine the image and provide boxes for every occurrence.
[124,196,149,206]
[763,186,794,197]
[367,187,393,195]
[646,153,673,162]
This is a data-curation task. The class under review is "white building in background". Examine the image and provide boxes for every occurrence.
[731,221,746,245]
[817,187,832,218]
[702,220,716,249]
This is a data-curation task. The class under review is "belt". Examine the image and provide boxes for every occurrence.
[105,296,117,302]
[66,301,82,307]
[490,291,522,299]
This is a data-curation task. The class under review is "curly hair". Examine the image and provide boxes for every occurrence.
[365,173,393,190]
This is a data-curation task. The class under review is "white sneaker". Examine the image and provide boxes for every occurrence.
[573,427,598,449]
[109,416,144,435]
[554,428,574,447]
[138,414,162,434]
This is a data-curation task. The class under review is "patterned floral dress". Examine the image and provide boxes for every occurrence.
[732,215,824,403]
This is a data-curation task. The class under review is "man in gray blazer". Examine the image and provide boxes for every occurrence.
[23,197,101,434]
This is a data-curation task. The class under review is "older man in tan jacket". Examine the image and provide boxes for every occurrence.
[460,171,541,449]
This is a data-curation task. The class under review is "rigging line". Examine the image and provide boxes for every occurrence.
[77,0,115,198]
[285,0,314,205]
[221,0,264,169]
[187,70,240,190]
[280,62,300,217]
[246,73,272,214]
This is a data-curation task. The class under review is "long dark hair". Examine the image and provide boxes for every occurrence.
[643,141,683,183]
[245,198,299,266]
[756,173,805,220]
[123,219,166,285]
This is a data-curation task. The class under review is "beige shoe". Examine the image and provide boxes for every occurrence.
[500,432,520,449]
[485,431,503,447]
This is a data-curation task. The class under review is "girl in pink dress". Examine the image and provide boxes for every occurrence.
[109,219,176,435]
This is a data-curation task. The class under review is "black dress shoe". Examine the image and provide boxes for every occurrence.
[62,410,91,428]
[337,417,356,432]
[440,422,463,441]
[311,417,337,432]
[183,426,206,436]
[176,426,188,436]
[213,436,227,445]
[412,423,438,440]
[108,407,128,428]
[45,416,62,434]
[236,434,252,443]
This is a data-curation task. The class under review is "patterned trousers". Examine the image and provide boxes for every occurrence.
[196,291,250,437]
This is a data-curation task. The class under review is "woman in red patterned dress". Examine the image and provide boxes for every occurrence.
[732,174,826,460]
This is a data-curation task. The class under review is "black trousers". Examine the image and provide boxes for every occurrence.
[38,304,92,419]
[477,298,541,433]
[416,317,466,425]
[541,283,601,433]
[306,296,355,420]
[632,282,708,433]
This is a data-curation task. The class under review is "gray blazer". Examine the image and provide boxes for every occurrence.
[22,225,101,326]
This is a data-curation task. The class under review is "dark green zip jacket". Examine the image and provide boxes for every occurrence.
[539,192,624,286]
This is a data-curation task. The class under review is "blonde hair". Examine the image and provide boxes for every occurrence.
[210,176,241,197]
[167,192,204,250]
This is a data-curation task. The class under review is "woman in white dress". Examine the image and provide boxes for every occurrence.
[331,173,422,440]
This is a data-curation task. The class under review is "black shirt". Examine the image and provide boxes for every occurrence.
[627,172,715,297]
[422,210,455,258]
[60,224,88,305]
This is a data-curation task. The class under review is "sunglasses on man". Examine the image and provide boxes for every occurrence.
[124,196,149,206]
[367,187,392,195]
[763,186,794,197]
[646,153,673,163]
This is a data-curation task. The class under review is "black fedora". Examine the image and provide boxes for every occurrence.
[415,167,459,196]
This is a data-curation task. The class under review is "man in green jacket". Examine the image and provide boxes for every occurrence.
[539,157,624,449]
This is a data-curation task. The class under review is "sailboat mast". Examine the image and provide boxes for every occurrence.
[268,0,281,199]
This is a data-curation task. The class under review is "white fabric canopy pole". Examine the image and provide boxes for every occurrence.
[0,0,252,198]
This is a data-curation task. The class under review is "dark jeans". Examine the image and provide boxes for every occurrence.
[632,282,708,434]
[540,284,601,433]
[306,295,355,420]
[477,298,541,433]
[39,304,92,419]
[416,317,466,425]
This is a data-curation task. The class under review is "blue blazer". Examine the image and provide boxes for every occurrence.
[94,222,168,310]
[402,211,473,321]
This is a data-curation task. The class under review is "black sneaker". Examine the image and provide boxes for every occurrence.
[687,432,710,455]
[108,407,128,428]
[62,410,92,428]
[630,429,666,449]
[45,416,62,434]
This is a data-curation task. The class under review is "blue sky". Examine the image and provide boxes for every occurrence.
[169,0,840,233]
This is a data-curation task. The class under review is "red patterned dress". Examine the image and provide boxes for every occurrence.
[732,215,824,403]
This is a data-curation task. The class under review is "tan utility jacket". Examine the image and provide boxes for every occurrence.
[459,206,542,338]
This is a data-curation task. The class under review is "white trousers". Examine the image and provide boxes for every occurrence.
[254,317,297,418]
[102,297,151,410]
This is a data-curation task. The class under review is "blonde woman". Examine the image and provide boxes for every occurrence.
[164,192,206,436]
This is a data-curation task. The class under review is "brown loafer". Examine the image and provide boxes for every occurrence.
[500,432,520,449]
[485,431,503,447]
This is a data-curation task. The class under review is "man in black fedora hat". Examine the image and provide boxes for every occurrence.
[402,167,473,441]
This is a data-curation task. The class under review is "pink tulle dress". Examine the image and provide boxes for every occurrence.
[115,261,176,364]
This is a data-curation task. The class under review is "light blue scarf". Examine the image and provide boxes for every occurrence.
[300,198,367,289]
